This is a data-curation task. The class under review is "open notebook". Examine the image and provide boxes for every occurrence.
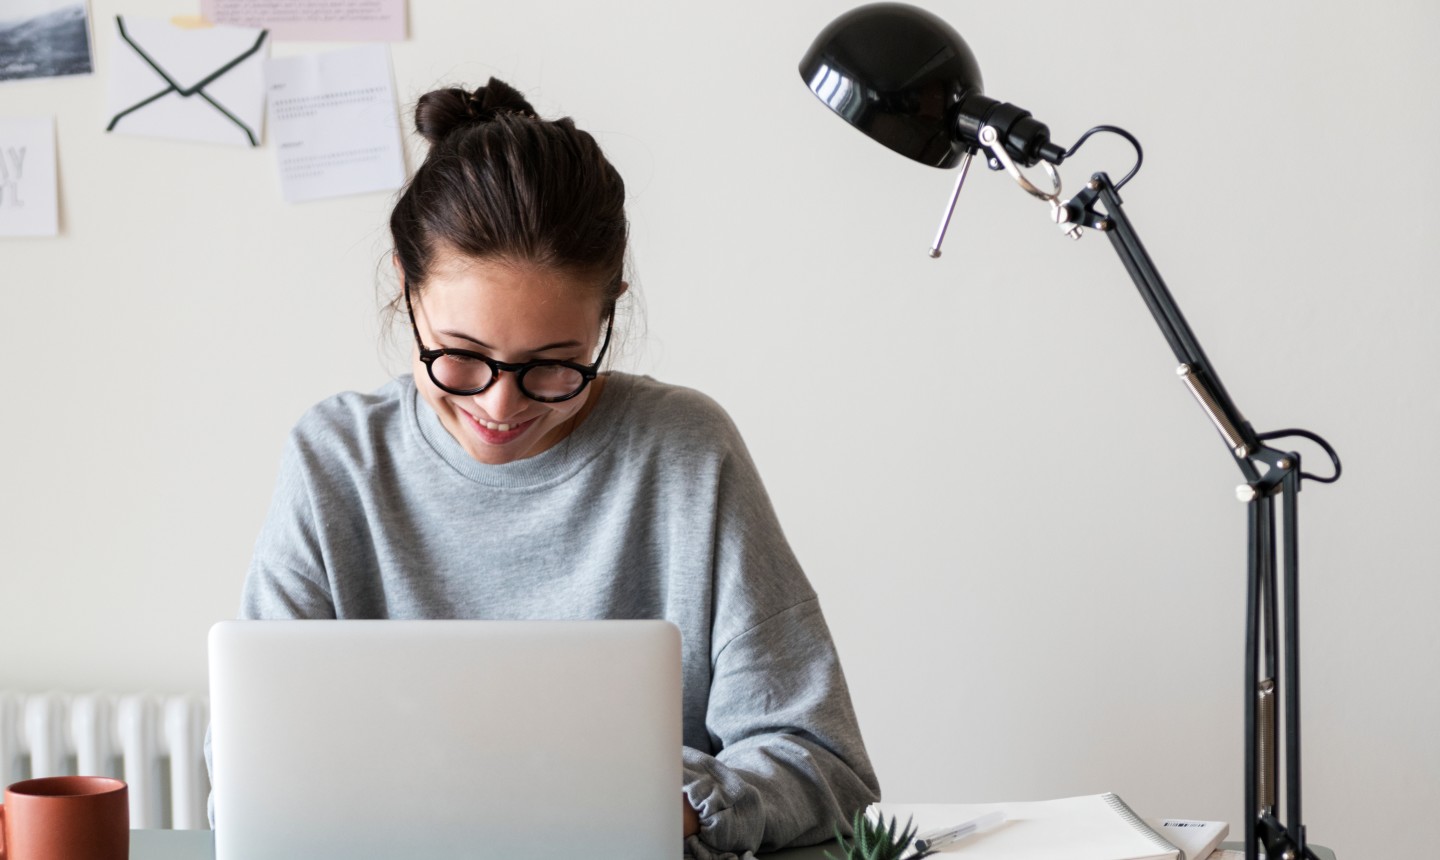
[877,793,1182,860]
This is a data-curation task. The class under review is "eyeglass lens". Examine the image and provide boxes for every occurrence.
[430,355,585,400]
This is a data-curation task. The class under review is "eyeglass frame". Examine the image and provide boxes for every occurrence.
[404,280,614,403]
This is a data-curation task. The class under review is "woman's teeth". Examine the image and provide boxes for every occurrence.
[478,417,520,431]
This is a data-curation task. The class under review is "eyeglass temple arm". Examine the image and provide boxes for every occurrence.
[402,281,429,355]
[592,312,615,370]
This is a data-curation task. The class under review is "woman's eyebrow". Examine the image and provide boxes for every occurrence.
[436,329,583,353]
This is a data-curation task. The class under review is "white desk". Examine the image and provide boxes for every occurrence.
[130,829,834,859]
[131,831,211,860]
[131,830,1336,859]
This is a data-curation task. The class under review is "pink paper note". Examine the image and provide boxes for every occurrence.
[200,0,406,42]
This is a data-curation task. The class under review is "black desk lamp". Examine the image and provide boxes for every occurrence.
[799,6,1341,860]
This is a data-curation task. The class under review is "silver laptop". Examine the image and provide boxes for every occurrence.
[208,620,682,860]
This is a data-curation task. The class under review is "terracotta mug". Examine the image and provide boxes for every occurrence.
[0,776,128,860]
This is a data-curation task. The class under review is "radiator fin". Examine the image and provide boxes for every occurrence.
[0,692,210,830]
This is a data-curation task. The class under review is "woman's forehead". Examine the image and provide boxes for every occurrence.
[420,257,605,330]
[429,254,595,293]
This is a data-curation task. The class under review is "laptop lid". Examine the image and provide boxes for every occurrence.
[208,619,682,860]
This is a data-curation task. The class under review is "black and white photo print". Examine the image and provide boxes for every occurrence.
[0,0,93,83]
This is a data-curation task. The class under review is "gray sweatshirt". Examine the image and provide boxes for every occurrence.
[239,372,880,854]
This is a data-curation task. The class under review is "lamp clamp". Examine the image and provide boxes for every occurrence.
[978,126,1086,240]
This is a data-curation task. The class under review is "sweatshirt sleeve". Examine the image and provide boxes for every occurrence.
[682,599,880,853]
[674,401,881,854]
[240,427,338,620]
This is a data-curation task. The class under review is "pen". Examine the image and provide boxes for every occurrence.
[913,810,1006,853]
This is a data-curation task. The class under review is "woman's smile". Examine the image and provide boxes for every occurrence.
[458,408,539,445]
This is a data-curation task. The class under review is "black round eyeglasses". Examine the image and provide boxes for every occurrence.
[405,282,613,403]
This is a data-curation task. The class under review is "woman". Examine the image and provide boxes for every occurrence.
[241,78,879,856]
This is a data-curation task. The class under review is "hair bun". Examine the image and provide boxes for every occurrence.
[466,78,537,122]
[414,77,537,145]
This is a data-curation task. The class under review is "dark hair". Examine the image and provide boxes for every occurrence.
[389,78,629,314]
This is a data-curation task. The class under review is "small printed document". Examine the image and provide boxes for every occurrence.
[0,116,59,237]
[1147,818,1230,860]
[201,0,405,42]
[264,44,406,203]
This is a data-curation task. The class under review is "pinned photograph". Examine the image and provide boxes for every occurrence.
[0,0,94,83]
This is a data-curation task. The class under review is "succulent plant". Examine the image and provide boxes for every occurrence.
[827,809,919,860]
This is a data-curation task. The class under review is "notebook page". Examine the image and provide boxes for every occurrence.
[876,794,1178,860]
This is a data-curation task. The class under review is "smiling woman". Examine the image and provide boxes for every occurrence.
[219,77,881,857]
[404,257,616,464]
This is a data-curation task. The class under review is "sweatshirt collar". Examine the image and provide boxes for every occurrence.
[409,371,634,489]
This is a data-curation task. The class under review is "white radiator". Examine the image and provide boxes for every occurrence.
[0,692,210,830]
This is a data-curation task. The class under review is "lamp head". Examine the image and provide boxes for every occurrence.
[799,3,981,169]
[799,2,1066,169]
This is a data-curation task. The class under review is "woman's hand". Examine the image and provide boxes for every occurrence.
[683,794,700,838]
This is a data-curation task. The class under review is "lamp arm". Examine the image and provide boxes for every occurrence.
[973,120,1339,860]
[1056,170,1339,860]
[1062,172,1267,482]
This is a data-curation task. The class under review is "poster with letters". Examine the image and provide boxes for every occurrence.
[0,115,59,237]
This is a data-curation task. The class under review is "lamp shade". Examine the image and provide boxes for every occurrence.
[798,2,983,168]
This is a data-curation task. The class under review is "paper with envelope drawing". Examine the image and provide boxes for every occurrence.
[264,44,405,203]
[103,16,268,147]
[0,116,59,237]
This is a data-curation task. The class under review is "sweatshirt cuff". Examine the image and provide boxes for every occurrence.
[683,747,764,855]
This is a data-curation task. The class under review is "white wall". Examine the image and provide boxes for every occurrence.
[4,0,1436,855]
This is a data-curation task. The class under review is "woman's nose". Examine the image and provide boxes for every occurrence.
[476,370,528,420]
